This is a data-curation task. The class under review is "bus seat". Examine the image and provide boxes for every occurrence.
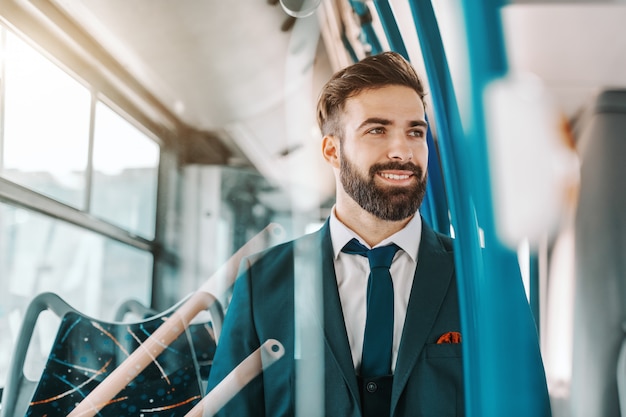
[0,291,220,417]
[571,89,626,417]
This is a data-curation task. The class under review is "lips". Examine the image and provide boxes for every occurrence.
[370,162,422,181]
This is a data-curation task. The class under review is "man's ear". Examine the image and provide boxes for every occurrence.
[322,135,340,169]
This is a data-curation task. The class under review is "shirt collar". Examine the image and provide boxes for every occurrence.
[329,206,422,262]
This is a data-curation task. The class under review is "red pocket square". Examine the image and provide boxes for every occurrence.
[436,331,462,344]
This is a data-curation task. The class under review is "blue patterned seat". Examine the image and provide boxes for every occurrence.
[1,292,222,417]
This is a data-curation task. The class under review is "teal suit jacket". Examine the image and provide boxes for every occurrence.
[207,219,464,416]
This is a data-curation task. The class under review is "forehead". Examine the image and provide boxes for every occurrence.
[342,85,425,122]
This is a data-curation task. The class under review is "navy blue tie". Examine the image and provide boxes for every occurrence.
[342,238,400,377]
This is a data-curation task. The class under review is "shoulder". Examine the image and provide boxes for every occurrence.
[421,219,454,253]
[434,230,454,252]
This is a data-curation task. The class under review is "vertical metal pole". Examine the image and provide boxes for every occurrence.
[407,0,550,415]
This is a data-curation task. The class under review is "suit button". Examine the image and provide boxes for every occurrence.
[366,382,377,393]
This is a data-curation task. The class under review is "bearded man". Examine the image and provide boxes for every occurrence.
[209,51,462,417]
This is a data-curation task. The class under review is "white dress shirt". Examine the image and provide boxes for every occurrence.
[329,208,422,372]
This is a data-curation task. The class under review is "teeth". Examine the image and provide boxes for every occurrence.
[381,173,410,180]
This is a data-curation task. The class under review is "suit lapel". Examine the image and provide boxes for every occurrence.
[314,222,361,405]
[390,222,455,414]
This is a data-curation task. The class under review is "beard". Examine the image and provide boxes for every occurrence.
[339,153,427,221]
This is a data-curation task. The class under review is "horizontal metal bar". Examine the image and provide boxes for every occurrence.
[0,176,153,252]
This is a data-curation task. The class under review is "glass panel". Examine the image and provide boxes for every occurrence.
[91,102,159,239]
[0,202,153,386]
[2,31,91,208]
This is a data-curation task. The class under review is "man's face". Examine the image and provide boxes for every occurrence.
[335,85,429,221]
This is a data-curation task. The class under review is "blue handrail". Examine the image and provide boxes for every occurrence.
[404,0,551,416]
[349,0,383,55]
[371,0,408,58]
[455,1,550,414]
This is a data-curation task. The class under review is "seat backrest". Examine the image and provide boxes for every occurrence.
[0,292,217,417]
[111,293,224,389]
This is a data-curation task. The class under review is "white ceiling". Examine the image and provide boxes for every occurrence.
[53,0,311,131]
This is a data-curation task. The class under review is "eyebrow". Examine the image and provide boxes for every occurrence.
[357,117,428,130]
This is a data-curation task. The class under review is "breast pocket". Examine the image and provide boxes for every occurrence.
[426,342,463,358]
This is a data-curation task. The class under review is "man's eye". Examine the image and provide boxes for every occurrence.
[409,130,425,138]
[367,127,385,134]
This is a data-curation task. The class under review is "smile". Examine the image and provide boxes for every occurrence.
[379,172,412,181]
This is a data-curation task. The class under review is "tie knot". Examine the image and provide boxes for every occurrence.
[342,238,399,269]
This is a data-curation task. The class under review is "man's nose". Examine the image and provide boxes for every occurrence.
[387,135,413,161]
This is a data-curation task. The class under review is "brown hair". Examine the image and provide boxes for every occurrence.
[316,51,426,138]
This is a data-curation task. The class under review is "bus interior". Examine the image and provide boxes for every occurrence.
[0,0,625,416]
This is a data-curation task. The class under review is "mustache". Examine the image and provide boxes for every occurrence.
[369,162,424,178]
